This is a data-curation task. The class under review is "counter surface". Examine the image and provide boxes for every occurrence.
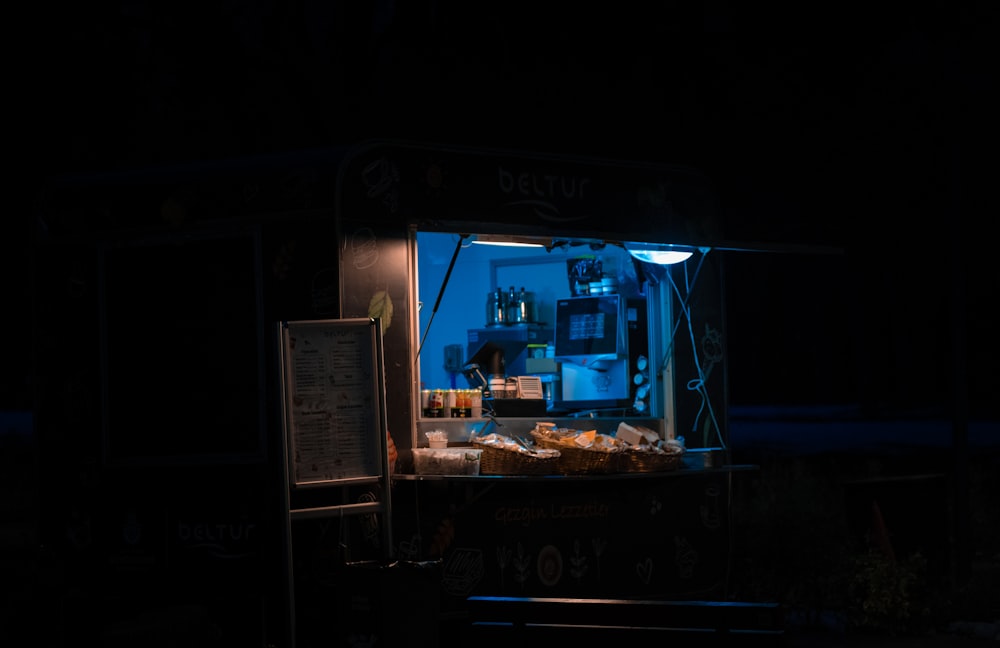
[393,463,758,482]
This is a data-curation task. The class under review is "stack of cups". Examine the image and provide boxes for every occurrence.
[470,388,482,418]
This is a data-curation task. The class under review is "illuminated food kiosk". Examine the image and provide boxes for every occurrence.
[326,141,776,645]
[34,140,780,648]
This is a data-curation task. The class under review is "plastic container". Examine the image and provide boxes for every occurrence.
[412,448,483,475]
[425,430,448,448]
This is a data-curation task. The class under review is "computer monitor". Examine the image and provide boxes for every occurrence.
[554,294,626,369]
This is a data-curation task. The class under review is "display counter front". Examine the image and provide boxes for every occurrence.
[390,462,755,622]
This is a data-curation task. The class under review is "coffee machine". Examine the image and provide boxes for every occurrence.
[464,324,552,417]
[552,294,647,412]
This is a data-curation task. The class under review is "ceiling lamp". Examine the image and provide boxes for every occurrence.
[624,242,698,265]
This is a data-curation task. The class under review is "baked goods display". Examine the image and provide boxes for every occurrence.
[530,422,623,474]
[473,433,561,475]
[615,421,686,472]
[529,421,685,473]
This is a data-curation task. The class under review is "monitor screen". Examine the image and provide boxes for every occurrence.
[554,294,625,367]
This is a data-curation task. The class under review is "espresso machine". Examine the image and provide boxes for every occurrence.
[552,294,646,412]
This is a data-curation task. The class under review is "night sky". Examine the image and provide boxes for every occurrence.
[11,2,998,420]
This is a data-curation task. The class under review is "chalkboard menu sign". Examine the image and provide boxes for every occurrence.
[278,318,388,486]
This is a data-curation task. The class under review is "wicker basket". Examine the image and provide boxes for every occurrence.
[531,432,620,475]
[618,449,684,473]
[474,441,561,475]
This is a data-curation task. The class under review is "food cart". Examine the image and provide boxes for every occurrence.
[34,139,783,647]
[317,140,779,646]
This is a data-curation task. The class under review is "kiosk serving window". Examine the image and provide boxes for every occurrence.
[411,227,727,452]
[413,231,669,422]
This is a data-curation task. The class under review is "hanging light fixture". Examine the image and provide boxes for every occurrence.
[623,242,700,265]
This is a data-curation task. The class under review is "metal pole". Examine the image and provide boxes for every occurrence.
[415,234,467,364]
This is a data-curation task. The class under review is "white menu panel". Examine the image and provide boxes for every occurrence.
[280,318,385,485]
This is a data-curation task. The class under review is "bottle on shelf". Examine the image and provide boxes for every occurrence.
[486,287,507,326]
[505,286,517,324]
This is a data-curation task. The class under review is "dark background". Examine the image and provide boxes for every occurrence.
[9,2,997,418]
[3,3,998,644]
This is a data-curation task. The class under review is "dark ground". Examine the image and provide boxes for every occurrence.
[728,414,999,646]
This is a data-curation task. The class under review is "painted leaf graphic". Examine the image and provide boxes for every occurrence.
[368,290,394,331]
